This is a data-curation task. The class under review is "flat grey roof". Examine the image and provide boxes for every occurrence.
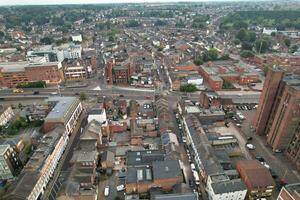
[211,179,246,194]
[152,160,181,180]
[153,193,198,200]
[126,150,165,167]
[45,97,80,123]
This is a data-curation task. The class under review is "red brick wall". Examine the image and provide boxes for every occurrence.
[109,123,128,133]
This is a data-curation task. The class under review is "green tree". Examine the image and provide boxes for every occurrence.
[236,28,247,41]
[180,84,197,92]
[79,92,88,101]
[242,42,253,51]
[289,45,298,53]
[240,50,255,58]
[255,37,271,53]
[126,20,140,28]
[284,38,291,47]
[0,31,4,39]
[194,58,204,66]
[40,37,54,45]
[208,48,219,60]
[222,80,235,89]
[271,32,276,37]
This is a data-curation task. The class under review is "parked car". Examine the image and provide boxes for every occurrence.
[117,184,125,191]
[104,186,110,196]
[119,94,124,97]
[247,136,253,141]
[33,91,40,95]
[246,143,256,150]
[255,156,265,162]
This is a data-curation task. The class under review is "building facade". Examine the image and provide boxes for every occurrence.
[0,144,22,180]
[253,67,300,169]
[43,97,83,134]
[5,126,69,200]
[0,61,64,87]
[0,106,14,126]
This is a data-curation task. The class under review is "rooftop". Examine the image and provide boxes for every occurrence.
[153,192,199,200]
[236,160,275,188]
[126,149,165,167]
[0,144,10,156]
[283,183,300,199]
[45,96,80,123]
[152,160,181,180]
[211,179,246,194]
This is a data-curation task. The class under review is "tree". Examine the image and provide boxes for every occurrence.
[40,37,54,45]
[242,42,253,51]
[247,31,257,43]
[222,80,235,89]
[240,50,255,58]
[284,38,291,47]
[180,84,197,92]
[79,92,87,101]
[208,48,219,60]
[255,37,271,53]
[194,58,204,66]
[271,32,276,37]
[233,39,240,45]
[0,31,4,39]
[289,45,298,53]
[236,28,247,41]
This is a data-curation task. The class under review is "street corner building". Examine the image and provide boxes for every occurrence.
[236,160,275,200]
[43,96,83,135]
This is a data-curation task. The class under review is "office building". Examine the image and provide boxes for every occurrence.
[0,144,22,180]
[43,96,83,134]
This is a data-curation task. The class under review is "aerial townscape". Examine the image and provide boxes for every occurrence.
[0,0,300,200]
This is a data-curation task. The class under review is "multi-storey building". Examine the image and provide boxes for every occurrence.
[0,60,64,88]
[277,183,300,200]
[27,43,82,63]
[43,96,83,134]
[253,67,285,135]
[236,160,275,200]
[4,125,68,200]
[0,105,14,126]
[253,67,300,169]
[0,144,22,180]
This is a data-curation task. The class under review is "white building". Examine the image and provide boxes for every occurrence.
[0,106,14,126]
[55,43,82,62]
[5,126,69,200]
[88,108,107,124]
[187,75,203,86]
[71,34,83,42]
[206,175,247,200]
[263,28,277,35]
[0,145,21,180]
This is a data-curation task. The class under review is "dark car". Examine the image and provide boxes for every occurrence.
[33,91,40,95]
[74,92,79,95]
[119,94,124,97]
[270,169,278,179]
[255,156,265,162]
[247,136,253,141]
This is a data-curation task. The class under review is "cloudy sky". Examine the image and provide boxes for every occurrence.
[0,0,249,6]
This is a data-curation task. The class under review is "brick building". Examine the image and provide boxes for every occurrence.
[126,160,182,194]
[277,183,300,200]
[105,61,130,85]
[198,62,260,91]
[236,160,275,200]
[253,67,300,169]
[244,54,300,75]
[0,60,63,88]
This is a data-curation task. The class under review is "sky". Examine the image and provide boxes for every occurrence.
[0,0,253,6]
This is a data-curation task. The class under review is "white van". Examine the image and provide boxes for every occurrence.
[104,186,110,196]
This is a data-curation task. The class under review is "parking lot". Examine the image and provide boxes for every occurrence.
[238,110,300,197]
